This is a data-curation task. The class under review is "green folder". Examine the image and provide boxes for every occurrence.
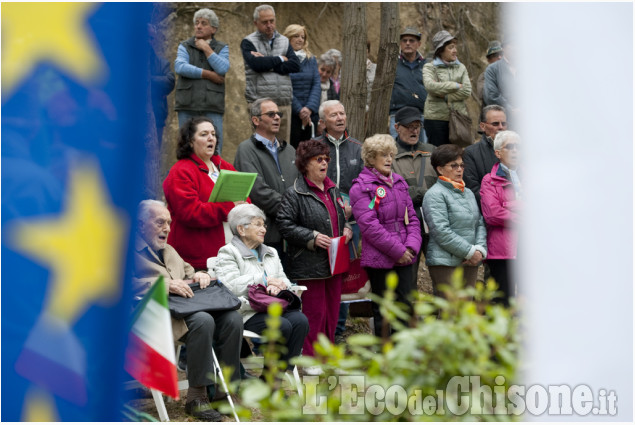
[208,170,258,202]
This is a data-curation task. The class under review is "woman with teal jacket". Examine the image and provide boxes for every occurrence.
[422,144,486,292]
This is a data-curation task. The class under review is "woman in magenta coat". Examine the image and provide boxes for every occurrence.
[163,117,247,270]
[349,134,421,337]
[480,130,521,305]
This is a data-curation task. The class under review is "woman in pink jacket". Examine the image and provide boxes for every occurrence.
[480,130,521,305]
[349,134,421,337]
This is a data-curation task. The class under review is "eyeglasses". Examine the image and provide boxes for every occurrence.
[314,156,331,164]
[400,123,421,131]
[486,121,507,127]
[501,143,520,151]
[248,221,267,229]
[257,111,284,119]
[446,162,465,170]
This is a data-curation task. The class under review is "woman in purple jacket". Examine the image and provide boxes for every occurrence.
[480,130,521,305]
[349,134,422,337]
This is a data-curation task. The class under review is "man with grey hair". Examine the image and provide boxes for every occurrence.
[241,4,300,143]
[133,200,243,421]
[233,98,298,265]
[174,8,229,153]
[311,100,363,342]
[463,104,508,206]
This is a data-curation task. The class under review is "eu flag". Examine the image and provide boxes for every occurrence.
[2,3,153,420]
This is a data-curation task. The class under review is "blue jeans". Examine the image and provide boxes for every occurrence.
[178,111,224,155]
[389,113,428,143]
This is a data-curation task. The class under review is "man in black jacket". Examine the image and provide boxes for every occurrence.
[234,98,298,265]
[463,105,508,206]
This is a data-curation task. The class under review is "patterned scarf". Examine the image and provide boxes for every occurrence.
[439,176,465,192]
[370,166,393,188]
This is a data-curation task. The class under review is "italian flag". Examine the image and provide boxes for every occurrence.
[125,276,179,399]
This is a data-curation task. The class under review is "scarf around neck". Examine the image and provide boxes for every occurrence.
[370,166,393,188]
[439,176,465,192]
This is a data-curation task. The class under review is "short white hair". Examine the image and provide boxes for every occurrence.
[227,204,266,235]
[319,100,344,120]
[253,4,275,21]
[137,199,166,223]
[493,130,520,151]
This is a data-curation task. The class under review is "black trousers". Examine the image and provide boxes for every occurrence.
[244,310,309,370]
[423,119,450,147]
[487,259,515,306]
[365,264,417,337]
[183,309,243,386]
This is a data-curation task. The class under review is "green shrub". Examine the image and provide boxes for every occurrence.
[227,269,520,421]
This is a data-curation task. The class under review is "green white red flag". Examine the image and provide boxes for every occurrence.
[125,276,179,399]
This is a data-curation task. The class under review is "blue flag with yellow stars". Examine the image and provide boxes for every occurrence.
[2,3,154,421]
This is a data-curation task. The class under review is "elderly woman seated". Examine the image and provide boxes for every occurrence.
[215,204,309,372]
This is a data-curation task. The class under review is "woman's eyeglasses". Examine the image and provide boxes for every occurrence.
[314,156,331,164]
[257,111,284,119]
[447,162,465,170]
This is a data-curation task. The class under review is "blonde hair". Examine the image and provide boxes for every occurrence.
[283,24,312,58]
[361,134,398,167]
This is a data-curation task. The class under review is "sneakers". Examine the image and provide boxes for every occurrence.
[184,397,223,421]
[303,365,324,376]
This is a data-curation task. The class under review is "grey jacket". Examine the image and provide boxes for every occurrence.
[312,131,364,196]
[483,58,515,110]
[422,178,487,266]
[233,135,298,244]
[242,31,300,105]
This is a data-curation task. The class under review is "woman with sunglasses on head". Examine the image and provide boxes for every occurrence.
[276,139,352,373]
[422,144,487,293]
[479,131,521,306]
[349,134,422,337]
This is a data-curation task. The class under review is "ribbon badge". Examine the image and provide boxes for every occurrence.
[368,186,387,210]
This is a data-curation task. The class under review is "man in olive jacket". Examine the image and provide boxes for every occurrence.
[234,98,298,264]
[392,106,437,255]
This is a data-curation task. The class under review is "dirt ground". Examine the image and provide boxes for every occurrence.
[126,262,484,422]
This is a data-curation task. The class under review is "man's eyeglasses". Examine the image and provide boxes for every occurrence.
[257,111,284,119]
[401,123,421,131]
[314,156,330,164]
[447,162,465,170]
[486,121,507,127]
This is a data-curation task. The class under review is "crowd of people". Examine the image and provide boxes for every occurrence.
[138,4,521,420]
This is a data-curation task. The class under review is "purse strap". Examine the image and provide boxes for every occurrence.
[418,155,427,187]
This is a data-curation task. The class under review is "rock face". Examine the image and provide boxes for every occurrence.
[153,2,500,180]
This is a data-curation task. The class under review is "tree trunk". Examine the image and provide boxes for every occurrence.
[340,3,367,140]
[366,3,400,139]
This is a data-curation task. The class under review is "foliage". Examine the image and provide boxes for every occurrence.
[228,269,520,421]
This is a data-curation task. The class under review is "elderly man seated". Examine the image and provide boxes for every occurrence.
[133,199,243,421]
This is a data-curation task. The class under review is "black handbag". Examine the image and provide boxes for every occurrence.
[168,281,241,318]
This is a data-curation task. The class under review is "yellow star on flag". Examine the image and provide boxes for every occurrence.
[1,2,105,95]
[9,162,128,324]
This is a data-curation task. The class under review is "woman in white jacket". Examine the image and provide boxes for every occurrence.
[216,204,308,372]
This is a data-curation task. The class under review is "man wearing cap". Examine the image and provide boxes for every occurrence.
[392,106,437,255]
[463,104,508,207]
[389,27,428,143]
[174,8,229,153]
[476,41,503,107]
[483,39,517,121]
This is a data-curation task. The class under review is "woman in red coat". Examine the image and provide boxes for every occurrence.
[163,117,246,270]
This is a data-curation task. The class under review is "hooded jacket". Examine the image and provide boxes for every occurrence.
[349,167,422,269]
[479,162,520,259]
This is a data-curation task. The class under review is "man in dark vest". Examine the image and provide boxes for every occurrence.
[174,8,229,154]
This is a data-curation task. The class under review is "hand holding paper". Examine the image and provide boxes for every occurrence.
[328,236,350,275]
